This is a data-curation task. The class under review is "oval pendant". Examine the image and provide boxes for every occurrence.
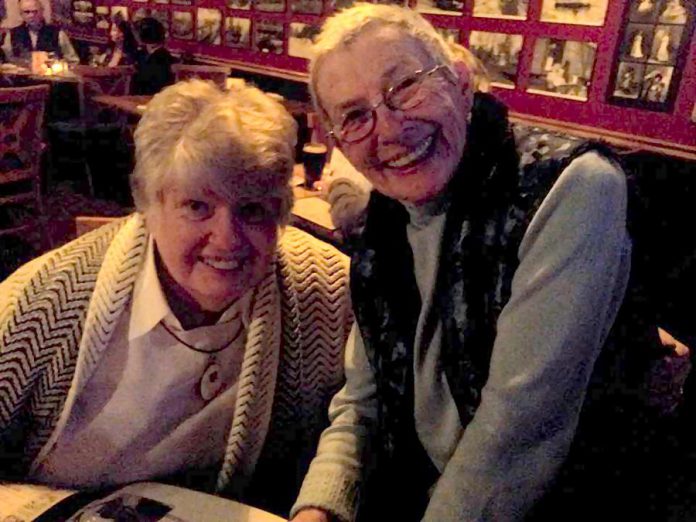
[200,361,223,401]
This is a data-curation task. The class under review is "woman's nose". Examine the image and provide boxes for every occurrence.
[209,208,245,249]
[374,104,406,143]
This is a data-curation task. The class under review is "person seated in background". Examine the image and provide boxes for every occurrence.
[90,15,140,67]
[132,16,175,95]
[0,80,352,518]
[290,4,690,522]
[1,0,78,65]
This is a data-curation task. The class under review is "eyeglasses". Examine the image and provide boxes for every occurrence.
[327,64,454,144]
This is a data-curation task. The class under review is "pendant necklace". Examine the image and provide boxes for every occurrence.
[160,321,244,402]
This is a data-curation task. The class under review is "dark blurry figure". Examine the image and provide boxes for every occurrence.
[1,0,78,65]
[132,17,175,95]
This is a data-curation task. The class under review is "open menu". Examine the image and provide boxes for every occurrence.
[0,481,284,521]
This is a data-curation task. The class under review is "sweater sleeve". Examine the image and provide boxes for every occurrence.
[291,324,378,522]
[422,151,632,521]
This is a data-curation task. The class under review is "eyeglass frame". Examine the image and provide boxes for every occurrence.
[325,63,456,144]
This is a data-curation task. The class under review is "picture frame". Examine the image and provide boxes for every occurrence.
[290,0,322,14]
[172,10,194,39]
[227,0,251,10]
[254,19,284,54]
[468,30,523,89]
[288,22,320,59]
[526,37,597,101]
[607,0,694,112]
[416,0,463,17]
[472,0,528,21]
[225,16,251,48]
[197,8,222,44]
[254,0,285,13]
[539,0,608,26]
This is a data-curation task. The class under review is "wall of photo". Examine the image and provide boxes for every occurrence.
[30,0,696,151]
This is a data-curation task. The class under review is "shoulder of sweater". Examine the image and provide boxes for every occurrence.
[1,215,134,300]
[555,150,627,205]
[280,226,349,267]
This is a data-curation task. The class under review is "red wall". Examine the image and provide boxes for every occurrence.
[72,0,696,151]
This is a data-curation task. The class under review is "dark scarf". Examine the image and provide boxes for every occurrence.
[351,93,632,518]
[10,24,61,58]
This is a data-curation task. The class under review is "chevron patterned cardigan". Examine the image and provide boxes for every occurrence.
[0,215,352,510]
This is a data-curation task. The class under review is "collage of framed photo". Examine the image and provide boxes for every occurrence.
[608,0,694,111]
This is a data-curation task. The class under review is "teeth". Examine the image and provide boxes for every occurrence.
[386,136,434,168]
[201,257,241,271]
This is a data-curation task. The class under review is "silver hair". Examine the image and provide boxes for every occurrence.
[131,79,297,225]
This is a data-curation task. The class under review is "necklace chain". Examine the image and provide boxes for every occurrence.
[160,320,243,355]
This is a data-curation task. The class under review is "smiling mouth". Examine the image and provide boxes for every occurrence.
[199,256,244,271]
[384,134,436,169]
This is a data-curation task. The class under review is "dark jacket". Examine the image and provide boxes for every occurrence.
[132,47,175,95]
[9,23,61,59]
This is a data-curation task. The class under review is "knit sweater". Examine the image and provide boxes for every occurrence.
[0,214,352,514]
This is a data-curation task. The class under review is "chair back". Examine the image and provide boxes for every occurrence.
[75,215,119,237]
[0,84,50,246]
[172,64,230,88]
[73,65,135,123]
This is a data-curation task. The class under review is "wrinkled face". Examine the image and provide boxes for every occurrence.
[146,183,280,312]
[110,23,124,44]
[20,0,44,30]
[315,25,472,205]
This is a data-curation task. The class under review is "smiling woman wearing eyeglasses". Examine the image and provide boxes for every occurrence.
[290,4,686,522]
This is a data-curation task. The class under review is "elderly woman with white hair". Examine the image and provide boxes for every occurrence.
[0,80,352,516]
[290,4,688,522]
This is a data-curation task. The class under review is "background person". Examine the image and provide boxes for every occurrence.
[290,4,689,522]
[0,79,352,518]
[132,16,175,95]
[90,15,140,67]
[1,0,78,65]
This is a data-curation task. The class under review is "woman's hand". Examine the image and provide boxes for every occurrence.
[290,507,333,522]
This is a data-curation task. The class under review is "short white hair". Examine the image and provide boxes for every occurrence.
[131,79,297,224]
[309,3,455,120]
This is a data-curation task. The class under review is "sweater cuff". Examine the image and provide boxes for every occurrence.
[290,462,360,522]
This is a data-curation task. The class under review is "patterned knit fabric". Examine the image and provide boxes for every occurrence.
[0,215,352,513]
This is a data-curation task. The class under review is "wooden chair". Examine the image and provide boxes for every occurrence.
[75,215,119,237]
[0,84,51,249]
[50,65,135,196]
[172,64,230,88]
[72,65,136,124]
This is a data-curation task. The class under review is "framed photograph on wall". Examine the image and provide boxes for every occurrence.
[225,16,251,48]
[473,0,528,20]
[110,5,128,21]
[95,5,109,30]
[291,0,322,14]
[416,0,463,17]
[539,0,608,26]
[72,0,94,27]
[527,38,597,101]
[254,0,285,13]
[288,22,320,59]
[197,8,221,44]
[227,0,251,10]
[254,19,283,54]
[172,10,194,39]
[468,31,523,89]
[607,0,694,112]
